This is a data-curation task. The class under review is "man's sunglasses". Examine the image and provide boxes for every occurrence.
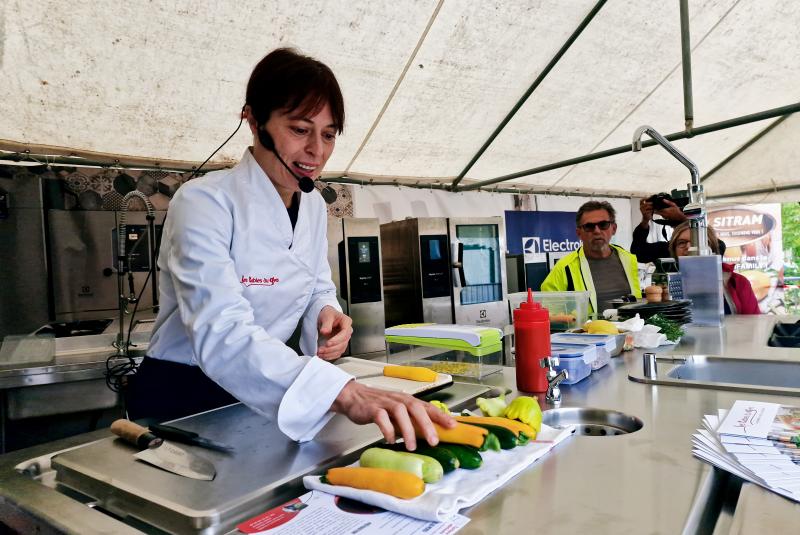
[578,220,614,232]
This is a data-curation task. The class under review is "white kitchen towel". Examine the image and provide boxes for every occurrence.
[303,424,574,522]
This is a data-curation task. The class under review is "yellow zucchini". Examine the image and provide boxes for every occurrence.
[454,415,537,439]
[322,467,425,499]
[383,365,438,382]
[419,422,488,449]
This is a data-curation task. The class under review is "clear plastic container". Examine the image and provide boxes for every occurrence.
[385,325,503,379]
[550,343,593,384]
[550,333,618,370]
[509,291,590,332]
[385,341,502,378]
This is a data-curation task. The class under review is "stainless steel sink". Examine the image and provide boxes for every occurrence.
[542,407,643,436]
[629,355,800,396]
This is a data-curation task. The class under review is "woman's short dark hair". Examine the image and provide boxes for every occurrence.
[246,48,344,133]
[575,200,616,226]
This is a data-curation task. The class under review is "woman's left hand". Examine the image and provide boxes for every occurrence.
[317,306,353,361]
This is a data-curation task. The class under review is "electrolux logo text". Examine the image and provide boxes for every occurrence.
[523,236,580,254]
[523,236,580,264]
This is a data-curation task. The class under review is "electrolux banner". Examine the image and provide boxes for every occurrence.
[505,211,579,291]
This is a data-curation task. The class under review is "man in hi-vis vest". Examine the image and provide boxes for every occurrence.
[542,201,641,317]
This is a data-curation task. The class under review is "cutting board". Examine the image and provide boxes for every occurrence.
[335,357,453,395]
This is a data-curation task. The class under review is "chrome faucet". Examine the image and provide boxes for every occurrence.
[540,356,568,404]
[113,190,156,356]
[632,125,710,256]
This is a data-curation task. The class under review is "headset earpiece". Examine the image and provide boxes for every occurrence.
[257,126,276,152]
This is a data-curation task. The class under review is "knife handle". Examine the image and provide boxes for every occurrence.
[111,419,162,449]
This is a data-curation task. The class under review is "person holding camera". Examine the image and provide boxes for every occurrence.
[631,193,688,263]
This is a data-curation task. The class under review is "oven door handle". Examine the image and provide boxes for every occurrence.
[451,242,466,287]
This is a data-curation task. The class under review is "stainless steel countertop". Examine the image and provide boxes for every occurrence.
[458,315,800,534]
[1,315,799,533]
[0,317,152,389]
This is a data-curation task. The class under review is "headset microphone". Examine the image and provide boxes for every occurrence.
[257,127,316,194]
[316,180,339,204]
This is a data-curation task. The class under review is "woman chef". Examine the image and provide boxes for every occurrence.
[127,48,454,448]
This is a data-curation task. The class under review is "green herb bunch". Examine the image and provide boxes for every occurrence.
[645,314,684,342]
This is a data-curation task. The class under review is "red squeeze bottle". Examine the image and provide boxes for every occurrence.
[513,288,551,393]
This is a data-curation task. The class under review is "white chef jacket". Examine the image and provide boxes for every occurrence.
[148,148,354,441]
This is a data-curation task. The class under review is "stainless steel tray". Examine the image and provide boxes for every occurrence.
[51,382,491,534]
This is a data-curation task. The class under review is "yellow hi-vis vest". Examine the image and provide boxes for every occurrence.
[540,245,641,316]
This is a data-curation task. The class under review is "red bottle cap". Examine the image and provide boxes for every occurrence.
[514,288,549,322]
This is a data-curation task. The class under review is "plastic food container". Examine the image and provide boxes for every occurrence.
[508,291,590,332]
[384,324,503,379]
[549,343,593,384]
[550,333,620,370]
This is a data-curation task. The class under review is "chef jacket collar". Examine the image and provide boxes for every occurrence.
[241,148,310,248]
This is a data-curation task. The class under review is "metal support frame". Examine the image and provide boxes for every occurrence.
[707,183,800,200]
[680,0,694,132]
[324,175,631,199]
[457,101,800,192]
[0,143,230,174]
[5,104,798,199]
[449,0,607,190]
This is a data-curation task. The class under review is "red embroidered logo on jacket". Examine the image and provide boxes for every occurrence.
[240,275,280,287]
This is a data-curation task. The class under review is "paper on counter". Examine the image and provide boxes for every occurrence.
[303,424,574,522]
[693,400,800,504]
[717,400,780,438]
[236,490,469,534]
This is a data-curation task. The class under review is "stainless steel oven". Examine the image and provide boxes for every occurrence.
[380,217,508,329]
[48,210,165,321]
[327,217,386,356]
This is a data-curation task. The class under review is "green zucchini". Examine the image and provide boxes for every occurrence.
[359,448,424,479]
[466,423,518,450]
[379,443,459,473]
[437,444,483,469]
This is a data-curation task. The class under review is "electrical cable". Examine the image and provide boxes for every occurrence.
[105,268,151,393]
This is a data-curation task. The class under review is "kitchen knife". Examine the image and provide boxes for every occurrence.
[110,419,216,481]
[149,423,235,453]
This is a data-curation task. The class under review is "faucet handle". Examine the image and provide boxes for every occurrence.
[540,356,560,369]
[546,369,569,404]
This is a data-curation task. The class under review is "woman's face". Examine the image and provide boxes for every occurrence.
[674,229,691,257]
[261,102,337,191]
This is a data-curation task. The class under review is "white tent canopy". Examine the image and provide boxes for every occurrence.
[2,0,799,202]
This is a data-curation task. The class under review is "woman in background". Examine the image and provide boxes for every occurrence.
[669,221,760,315]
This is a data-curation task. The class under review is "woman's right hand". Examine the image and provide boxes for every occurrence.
[330,380,456,451]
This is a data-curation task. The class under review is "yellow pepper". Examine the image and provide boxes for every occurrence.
[504,396,542,433]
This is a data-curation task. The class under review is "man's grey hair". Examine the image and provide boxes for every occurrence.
[575,200,616,226]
